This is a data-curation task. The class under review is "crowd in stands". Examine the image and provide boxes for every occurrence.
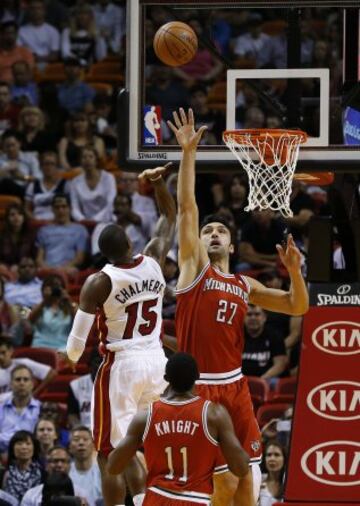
[0,2,344,505]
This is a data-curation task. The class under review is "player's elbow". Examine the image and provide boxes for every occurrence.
[228,453,250,478]
[291,299,309,316]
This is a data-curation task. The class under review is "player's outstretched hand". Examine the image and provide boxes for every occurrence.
[167,108,207,152]
[276,234,302,273]
[138,162,172,183]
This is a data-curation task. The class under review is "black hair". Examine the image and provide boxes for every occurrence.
[0,336,13,349]
[63,57,82,67]
[70,425,92,437]
[165,353,199,393]
[98,224,130,263]
[41,473,75,506]
[8,430,40,465]
[200,214,233,234]
[189,84,208,96]
[52,193,70,207]
[1,129,21,142]
[11,363,33,380]
[114,193,132,208]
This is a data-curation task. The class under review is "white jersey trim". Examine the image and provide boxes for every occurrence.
[202,401,218,447]
[241,275,252,294]
[196,367,243,385]
[142,403,153,443]
[213,464,229,475]
[148,486,211,504]
[175,262,210,295]
[212,265,235,278]
[160,396,201,406]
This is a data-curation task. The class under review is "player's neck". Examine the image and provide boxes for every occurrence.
[164,388,196,402]
[211,257,230,274]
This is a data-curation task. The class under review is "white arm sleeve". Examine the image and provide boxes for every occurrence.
[66,309,96,362]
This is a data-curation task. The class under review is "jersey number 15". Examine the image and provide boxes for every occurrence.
[123,298,158,339]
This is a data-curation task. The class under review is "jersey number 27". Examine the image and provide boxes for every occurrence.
[216,299,238,325]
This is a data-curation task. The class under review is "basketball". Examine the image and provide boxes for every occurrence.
[153,21,198,67]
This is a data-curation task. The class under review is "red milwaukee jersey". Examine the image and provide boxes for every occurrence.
[143,397,218,501]
[176,263,250,383]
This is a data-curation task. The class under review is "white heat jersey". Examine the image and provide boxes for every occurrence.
[100,255,166,352]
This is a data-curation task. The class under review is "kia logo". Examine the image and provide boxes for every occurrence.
[312,321,360,356]
[301,441,360,486]
[307,381,360,421]
[337,284,351,295]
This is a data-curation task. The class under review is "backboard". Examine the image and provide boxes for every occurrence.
[118,0,360,173]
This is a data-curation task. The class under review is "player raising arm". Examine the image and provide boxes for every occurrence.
[66,164,176,506]
[167,108,308,506]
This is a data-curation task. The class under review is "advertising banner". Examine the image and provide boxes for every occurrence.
[284,283,360,503]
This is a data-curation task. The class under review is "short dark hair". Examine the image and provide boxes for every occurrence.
[189,84,208,96]
[200,214,233,234]
[0,336,13,349]
[11,363,33,380]
[63,57,82,67]
[8,430,40,464]
[0,21,18,31]
[52,193,70,207]
[0,81,10,90]
[98,224,130,263]
[70,425,92,437]
[2,129,21,142]
[165,353,199,393]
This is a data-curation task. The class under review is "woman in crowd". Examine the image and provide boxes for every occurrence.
[0,276,18,336]
[25,151,68,220]
[0,203,36,268]
[17,107,56,154]
[34,418,59,464]
[58,113,105,171]
[69,145,116,222]
[61,3,107,66]
[29,275,75,350]
[3,430,44,502]
[260,440,287,506]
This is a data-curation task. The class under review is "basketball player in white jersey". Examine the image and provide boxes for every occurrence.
[66,164,176,506]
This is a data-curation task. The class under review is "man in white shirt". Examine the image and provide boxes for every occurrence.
[21,446,90,506]
[69,426,102,506]
[0,336,56,398]
[4,257,42,309]
[92,0,125,54]
[233,18,271,68]
[18,0,60,64]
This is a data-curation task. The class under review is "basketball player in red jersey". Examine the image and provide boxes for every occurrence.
[167,109,309,506]
[107,352,250,506]
[66,165,176,506]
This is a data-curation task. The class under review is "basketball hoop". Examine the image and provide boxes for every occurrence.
[223,128,314,218]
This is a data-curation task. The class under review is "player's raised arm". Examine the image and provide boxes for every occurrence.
[141,163,176,268]
[167,108,208,287]
[107,411,147,475]
[247,234,309,316]
[66,272,111,363]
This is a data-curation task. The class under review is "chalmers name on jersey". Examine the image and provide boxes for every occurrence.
[143,397,218,503]
[175,263,250,383]
[99,255,166,352]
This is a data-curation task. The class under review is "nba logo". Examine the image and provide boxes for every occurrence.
[143,105,162,145]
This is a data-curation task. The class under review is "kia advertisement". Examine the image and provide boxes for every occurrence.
[284,282,360,503]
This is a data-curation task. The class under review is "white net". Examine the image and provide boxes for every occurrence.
[223,130,307,218]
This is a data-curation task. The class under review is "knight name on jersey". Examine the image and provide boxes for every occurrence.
[203,278,248,302]
[115,279,165,304]
[155,419,200,437]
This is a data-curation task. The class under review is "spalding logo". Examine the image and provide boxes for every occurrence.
[301,441,360,486]
[307,381,360,421]
[311,321,360,355]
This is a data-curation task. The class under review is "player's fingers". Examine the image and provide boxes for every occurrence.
[164,162,173,169]
[188,108,194,125]
[172,110,182,128]
[179,108,187,125]
[167,120,177,134]
[276,244,284,257]
[196,125,208,139]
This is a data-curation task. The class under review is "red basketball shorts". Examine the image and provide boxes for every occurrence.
[196,376,262,470]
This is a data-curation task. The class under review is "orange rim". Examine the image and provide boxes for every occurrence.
[294,172,334,186]
[223,128,308,144]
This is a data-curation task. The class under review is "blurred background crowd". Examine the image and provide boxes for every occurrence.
[0,2,344,505]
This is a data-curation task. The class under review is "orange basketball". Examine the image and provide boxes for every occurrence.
[153,21,198,67]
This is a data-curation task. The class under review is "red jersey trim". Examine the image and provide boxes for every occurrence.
[202,401,218,447]
[114,255,144,269]
[148,486,211,504]
[175,262,210,295]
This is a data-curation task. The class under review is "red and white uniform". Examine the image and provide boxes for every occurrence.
[92,255,168,456]
[176,263,262,466]
[143,397,218,505]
